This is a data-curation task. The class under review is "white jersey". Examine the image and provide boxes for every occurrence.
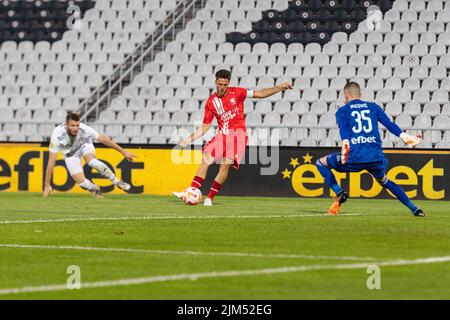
[49,123,99,157]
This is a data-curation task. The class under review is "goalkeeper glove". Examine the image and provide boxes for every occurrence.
[341,139,350,165]
[399,132,422,148]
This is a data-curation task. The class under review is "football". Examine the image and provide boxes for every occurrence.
[183,187,202,205]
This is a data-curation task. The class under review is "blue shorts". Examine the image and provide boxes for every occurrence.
[325,152,388,180]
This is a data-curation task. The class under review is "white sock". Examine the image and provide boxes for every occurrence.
[88,159,119,184]
[78,179,99,192]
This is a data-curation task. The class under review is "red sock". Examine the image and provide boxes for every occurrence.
[207,180,222,200]
[191,176,204,189]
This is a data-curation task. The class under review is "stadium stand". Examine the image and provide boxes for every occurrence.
[0,0,449,149]
[226,0,393,45]
[0,0,176,141]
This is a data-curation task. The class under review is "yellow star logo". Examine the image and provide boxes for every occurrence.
[289,158,300,168]
[281,168,292,179]
[302,153,313,164]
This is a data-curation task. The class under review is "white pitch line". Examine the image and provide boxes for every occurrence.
[0,213,362,225]
[1,256,450,296]
[0,244,375,262]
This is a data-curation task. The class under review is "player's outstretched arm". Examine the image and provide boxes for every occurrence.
[179,123,211,148]
[253,82,293,99]
[97,134,137,161]
[376,106,422,147]
[43,151,57,197]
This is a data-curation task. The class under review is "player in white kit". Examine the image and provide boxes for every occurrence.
[43,112,136,198]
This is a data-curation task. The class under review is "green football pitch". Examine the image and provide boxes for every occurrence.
[0,192,449,300]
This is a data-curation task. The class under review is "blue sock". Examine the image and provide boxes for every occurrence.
[382,179,418,213]
[316,160,343,195]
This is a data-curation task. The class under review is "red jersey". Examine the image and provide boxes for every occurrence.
[203,87,251,135]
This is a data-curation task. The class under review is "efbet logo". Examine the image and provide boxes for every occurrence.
[281,153,445,200]
[281,153,323,198]
[351,136,377,144]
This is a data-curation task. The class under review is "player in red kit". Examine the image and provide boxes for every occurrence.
[173,69,293,206]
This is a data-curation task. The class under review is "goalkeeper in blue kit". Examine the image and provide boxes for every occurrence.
[316,82,425,217]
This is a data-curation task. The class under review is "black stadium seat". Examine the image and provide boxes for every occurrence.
[272,21,288,33]
[325,0,340,10]
[228,32,247,44]
[290,0,307,11]
[351,10,367,21]
[378,0,394,10]
[306,21,321,33]
[264,9,281,22]
[285,9,299,22]
[257,32,278,44]
[297,10,315,22]
[226,0,394,46]
[288,21,306,32]
[317,10,333,22]
[324,21,341,33]
[308,0,323,10]
[298,32,313,44]
[334,9,350,22]
[315,32,331,44]
[280,32,297,44]
[342,0,357,9]
[0,0,95,44]
[254,20,270,33]
[341,21,357,33]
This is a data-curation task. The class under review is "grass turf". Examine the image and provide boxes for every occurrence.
[0,192,449,299]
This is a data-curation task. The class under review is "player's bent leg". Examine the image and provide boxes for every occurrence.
[376,176,424,217]
[215,159,232,185]
[191,152,215,188]
[65,155,102,198]
[195,152,215,184]
[315,155,348,215]
[315,156,344,196]
[72,172,103,199]
[204,158,233,206]
[84,153,130,191]
[172,152,215,200]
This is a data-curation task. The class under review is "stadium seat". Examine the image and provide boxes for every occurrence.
[395,115,413,128]
[403,102,421,116]
[300,114,318,126]
[441,104,450,116]
[263,112,281,126]
[433,116,450,129]
[413,115,432,129]
[309,128,327,141]
[281,112,299,126]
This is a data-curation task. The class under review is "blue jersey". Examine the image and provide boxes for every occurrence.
[336,99,402,163]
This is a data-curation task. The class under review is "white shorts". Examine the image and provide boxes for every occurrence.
[64,144,96,176]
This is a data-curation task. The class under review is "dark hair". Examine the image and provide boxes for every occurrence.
[66,111,81,122]
[215,69,231,80]
[344,81,361,95]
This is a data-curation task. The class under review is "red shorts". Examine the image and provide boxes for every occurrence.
[202,133,248,170]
